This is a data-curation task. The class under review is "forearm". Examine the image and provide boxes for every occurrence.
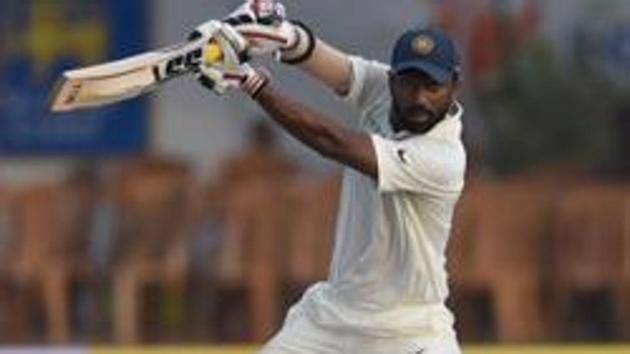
[254,82,376,177]
[280,23,353,96]
[295,39,353,96]
[256,83,349,159]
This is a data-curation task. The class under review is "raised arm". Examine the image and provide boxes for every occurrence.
[193,3,378,178]
[192,24,377,179]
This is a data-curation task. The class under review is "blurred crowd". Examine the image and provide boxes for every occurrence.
[0,121,627,346]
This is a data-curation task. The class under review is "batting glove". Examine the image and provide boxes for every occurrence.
[194,22,271,98]
[223,0,316,64]
[198,63,271,99]
[188,20,244,94]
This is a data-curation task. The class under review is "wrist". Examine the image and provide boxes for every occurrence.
[242,67,271,99]
[280,21,316,65]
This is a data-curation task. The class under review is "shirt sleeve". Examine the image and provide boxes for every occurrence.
[339,56,391,121]
[371,134,466,197]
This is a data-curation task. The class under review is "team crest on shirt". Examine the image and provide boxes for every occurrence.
[412,35,435,56]
[397,148,408,164]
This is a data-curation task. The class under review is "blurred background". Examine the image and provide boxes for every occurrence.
[0,0,629,350]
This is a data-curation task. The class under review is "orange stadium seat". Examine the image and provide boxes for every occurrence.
[112,158,192,344]
[0,186,23,342]
[450,179,551,342]
[622,187,630,340]
[551,183,627,340]
[3,184,70,343]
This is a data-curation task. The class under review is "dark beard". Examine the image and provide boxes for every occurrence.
[390,103,447,134]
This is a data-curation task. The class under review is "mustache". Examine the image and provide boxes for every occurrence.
[391,102,444,134]
[402,105,437,121]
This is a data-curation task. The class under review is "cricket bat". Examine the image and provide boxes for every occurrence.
[49,37,223,113]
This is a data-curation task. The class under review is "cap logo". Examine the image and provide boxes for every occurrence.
[412,35,435,56]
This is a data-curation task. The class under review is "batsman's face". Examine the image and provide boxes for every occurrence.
[389,69,457,134]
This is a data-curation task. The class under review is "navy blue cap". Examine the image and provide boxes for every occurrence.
[391,26,461,83]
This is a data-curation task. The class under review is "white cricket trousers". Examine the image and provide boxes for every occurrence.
[259,306,462,354]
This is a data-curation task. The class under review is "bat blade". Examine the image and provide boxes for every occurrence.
[49,58,160,112]
[49,39,207,113]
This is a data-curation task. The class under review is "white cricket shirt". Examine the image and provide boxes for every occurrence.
[295,56,466,338]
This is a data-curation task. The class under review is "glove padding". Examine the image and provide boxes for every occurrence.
[194,21,270,97]
[191,20,248,94]
[223,0,298,58]
[199,63,271,98]
[194,0,313,64]
[224,0,285,26]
